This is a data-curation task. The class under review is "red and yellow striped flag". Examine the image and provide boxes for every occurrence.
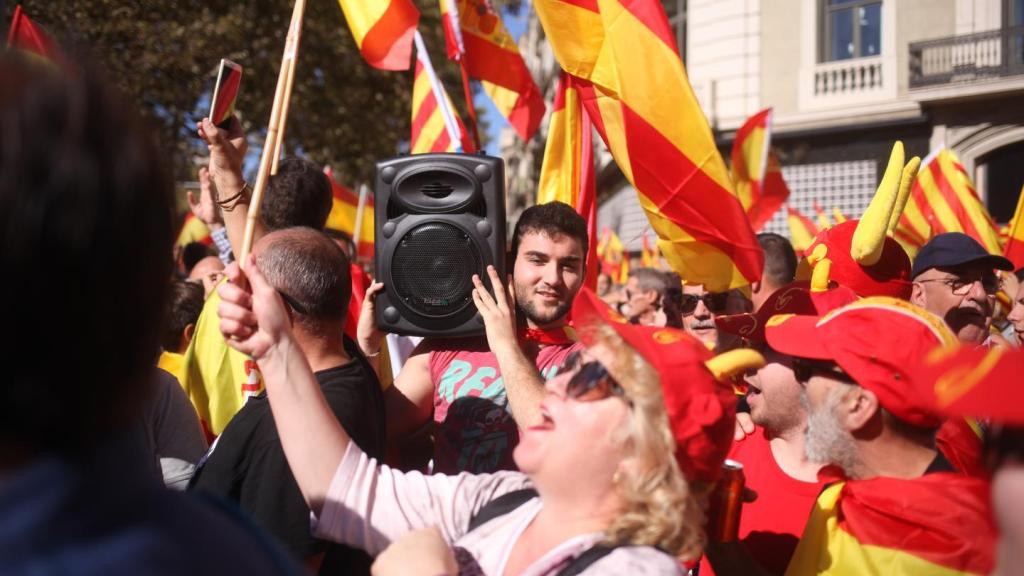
[325,176,375,260]
[441,0,546,141]
[7,5,62,62]
[533,0,763,292]
[175,213,213,249]
[1003,185,1024,270]
[786,204,819,255]
[537,72,598,289]
[896,148,1003,256]
[337,0,419,70]
[597,228,629,284]
[731,108,790,231]
[410,59,474,153]
[640,234,659,268]
[786,475,995,575]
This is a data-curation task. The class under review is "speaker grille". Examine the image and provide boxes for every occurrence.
[391,222,482,318]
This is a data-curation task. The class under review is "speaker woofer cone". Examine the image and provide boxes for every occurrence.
[390,222,482,318]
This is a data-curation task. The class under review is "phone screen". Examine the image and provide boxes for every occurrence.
[210,59,242,129]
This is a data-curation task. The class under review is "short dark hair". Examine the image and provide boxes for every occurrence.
[256,227,351,336]
[511,201,588,259]
[182,241,215,274]
[0,54,174,453]
[261,157,333,232]
[163,281,205,353]
[757,232,797,287]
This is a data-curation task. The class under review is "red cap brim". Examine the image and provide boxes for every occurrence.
[764,314,833,360]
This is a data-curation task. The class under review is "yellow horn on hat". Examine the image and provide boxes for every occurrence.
[705,349,765,380]
[851,141,904,266]
[887,156,921,235]
[810,258,832,292]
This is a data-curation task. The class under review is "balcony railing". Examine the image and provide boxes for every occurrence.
[814,57,885,96]
[910,25,1024,88]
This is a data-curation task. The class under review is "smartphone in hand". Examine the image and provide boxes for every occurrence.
[210,58,243,129]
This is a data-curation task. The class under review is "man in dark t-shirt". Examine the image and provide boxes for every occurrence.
[192,228,385,574]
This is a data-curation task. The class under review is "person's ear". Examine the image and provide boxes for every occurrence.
[843,386,880,434]
[180,323,196,351]
[751,280,763,295]
[910,281,926,307]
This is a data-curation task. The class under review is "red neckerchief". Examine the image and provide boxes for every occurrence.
[518,325,577,346]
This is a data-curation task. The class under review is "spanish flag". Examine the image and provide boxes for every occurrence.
[597,227,628,284]
[336,0,419,71]
[7,5,62,62]
[1003,185,1024,270]
[410,53,474,153]
[786,204,819,255]
[731,108,790,231]
[896,148,1003,257]
[441,0,545,141]
[325,175,374,261]
[533,0,763,292]
[537,72,598,289]
[641,233,659,268]
[175,213,213,248]
[786,475,995,575]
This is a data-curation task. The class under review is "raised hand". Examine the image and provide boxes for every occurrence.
[188,166,223,227]
[471,265,518,356]
[217,255,292,361]
[357,281,386,356]
[197,116,247,197]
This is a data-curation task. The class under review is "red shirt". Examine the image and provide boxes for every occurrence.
[699,429,825,575]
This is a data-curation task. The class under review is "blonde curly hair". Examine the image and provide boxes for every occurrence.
[581,323,705,561]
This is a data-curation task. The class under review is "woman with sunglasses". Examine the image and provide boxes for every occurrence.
[216,255,753,575]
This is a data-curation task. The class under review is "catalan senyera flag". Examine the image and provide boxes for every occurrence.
[786,204,819,255]
[786,475,995,575]
[410,58,474,153]
[1003,185,1024,270]
[441,0,545,141]
[896,148,1003,257]
[7,5,63,62]
[326,177,375,261]
[537,72,598,289]
[533,0,763,292]
[731,108,790,231]
[336,0,419,70]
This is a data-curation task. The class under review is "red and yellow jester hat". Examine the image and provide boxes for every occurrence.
[802,142,921,300]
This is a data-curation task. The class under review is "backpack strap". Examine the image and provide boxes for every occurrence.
[466,488,538,533]
[467,488,621,575]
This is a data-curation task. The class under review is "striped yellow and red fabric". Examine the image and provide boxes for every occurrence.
[537,72,598,288]
[641,234,659,268]
[597,227,629,284]
[441,0,545,141]
[533,0,763,292]
[410,59,474,153]
[325,177,374,260]
[175,213,213,248]
[786,204,819,255]
[896,148,1003,257]
[1003,185,1024,270]
[731,108,790,231]
[786,475,995,575]
[337,0,419,70]
[7,5,62,61]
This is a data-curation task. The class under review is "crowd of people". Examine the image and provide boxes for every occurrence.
[3,49,1024,576]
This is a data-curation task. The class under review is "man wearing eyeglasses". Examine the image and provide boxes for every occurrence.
[910,232,1014,346]
[681,283,752,351]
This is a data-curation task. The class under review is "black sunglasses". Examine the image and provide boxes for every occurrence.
[560,351,629,403]
[680,292,730,315]
[791,358,856,385]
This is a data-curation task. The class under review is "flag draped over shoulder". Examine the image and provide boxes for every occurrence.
[7,5,63,62]
[1003,185,1024,270]
[410,57,474,153]
[441,0,545,141]
[786,476,995,575]
[326,177,374,261]
[336,0,419,70]
[786,204,818,255]
[537,72,598,289]
[533,0,763,291]
[896,149,1003,257]
[731,108,790,231]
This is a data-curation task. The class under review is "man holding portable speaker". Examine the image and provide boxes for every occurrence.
[359,153,587,474]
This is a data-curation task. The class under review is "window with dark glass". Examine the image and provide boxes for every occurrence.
[662,0,687,63]
[822,0,882,61]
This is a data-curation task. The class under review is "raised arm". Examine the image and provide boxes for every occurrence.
[217,256,346,514]
[197,117,267,255]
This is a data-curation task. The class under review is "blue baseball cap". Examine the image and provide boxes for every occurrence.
[911,232,1013,279]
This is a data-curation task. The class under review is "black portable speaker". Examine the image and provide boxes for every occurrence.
[374,153,506,338]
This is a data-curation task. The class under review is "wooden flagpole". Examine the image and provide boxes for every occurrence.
[240,0,306,264]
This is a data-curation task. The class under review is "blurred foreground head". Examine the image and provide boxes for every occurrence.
[0,54,174,457]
